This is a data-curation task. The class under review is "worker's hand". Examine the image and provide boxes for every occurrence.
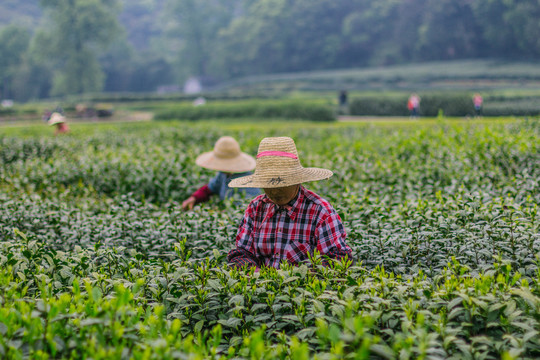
[182,196,196,211]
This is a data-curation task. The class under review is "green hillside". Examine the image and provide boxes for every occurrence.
[1,1,539,99]
[217,60,540,93]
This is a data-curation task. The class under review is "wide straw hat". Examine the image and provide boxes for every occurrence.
[195,136,256,173]
[228,137,333,188]
[47,112,66,126]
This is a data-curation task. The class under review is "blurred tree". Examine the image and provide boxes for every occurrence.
[505,0,540,56]
[165,0,240,81]
[38,0,121,96]
[4,0,540,96]
[215,0,289,77]
[216,0,361,77]
[100,37,136,92]
[0,25,31,99]
[282,0,359,70]
[11,31,54,101]
[387,0,427,62]
[416,0,482,60]
[471,0,519,57]
[119,0,164,51]
[342,0,402,66]
[102,0,175,92]
[473,0,540,58]
[127,56,176,92]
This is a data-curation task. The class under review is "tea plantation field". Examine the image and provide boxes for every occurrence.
[1,118,539,359]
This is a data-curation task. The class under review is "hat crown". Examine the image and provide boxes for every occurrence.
[213,136,241,159]
[257,137,299,157]
[195,136,256,172]
[254,137,303,180]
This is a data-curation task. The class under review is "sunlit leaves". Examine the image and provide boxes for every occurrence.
[0,119,539,358]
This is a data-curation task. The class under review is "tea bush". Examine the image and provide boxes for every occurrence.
[348,95,410,116]
[483,97,540,117]
[0,118,539,358]
[74,91,282,103]
[349,93,540,117]
[154,100,335,122]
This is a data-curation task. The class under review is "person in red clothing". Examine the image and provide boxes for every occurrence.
[227,137,353,269]
[407,93,420,118]
[47,112,70,135]
[182,136,260,210]
[473,93,483,118]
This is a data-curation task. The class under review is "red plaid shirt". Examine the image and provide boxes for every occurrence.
[228,186,353,268]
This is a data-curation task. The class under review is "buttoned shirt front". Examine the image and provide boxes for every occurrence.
[228,185,352,268]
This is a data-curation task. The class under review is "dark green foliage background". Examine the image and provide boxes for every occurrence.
[0,118,539,358]
[3,0,540,99]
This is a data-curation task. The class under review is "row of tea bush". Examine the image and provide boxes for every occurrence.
[1,117,538,358]
[349,93,540,117]
[153,99,336,122]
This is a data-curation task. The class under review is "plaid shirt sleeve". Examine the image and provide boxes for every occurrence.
[315,211,353,266]
[227,201,260,268]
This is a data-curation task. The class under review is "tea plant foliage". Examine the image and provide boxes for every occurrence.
[0,118,539,358]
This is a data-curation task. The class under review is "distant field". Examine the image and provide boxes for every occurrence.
[216,59,540,93]
[1,59,539,121]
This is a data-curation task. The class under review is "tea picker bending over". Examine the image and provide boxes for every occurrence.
[182,136,261,210]
[47,112,70,135]
[227,137,353,269]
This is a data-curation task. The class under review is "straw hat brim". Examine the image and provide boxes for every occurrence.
[47,113,66,126]
[228,167,333,188]
[196,151,256,173]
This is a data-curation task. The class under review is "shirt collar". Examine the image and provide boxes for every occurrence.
[262,185,304,220]
[223,171,251,180]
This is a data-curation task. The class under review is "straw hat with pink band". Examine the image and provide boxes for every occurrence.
[195,136,256,173]
[228,137,333,189]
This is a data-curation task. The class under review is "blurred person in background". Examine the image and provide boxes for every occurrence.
[407,93,421,118]
[182,136,260,210]
[47,112,70,135]
[338,90,348,115]
[473,93,483,118]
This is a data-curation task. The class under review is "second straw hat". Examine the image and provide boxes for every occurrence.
[195,136,256,173]
[228,137,333,188]
[47,112,66,126]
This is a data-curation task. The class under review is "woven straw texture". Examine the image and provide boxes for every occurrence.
[195,136,256,173]
[229,137,332,188]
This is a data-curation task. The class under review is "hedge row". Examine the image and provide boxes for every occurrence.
[154,100,336,122]
[73,91,281,103]
[349,93,540,117]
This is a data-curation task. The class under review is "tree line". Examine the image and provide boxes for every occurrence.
[0,0,539,101]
